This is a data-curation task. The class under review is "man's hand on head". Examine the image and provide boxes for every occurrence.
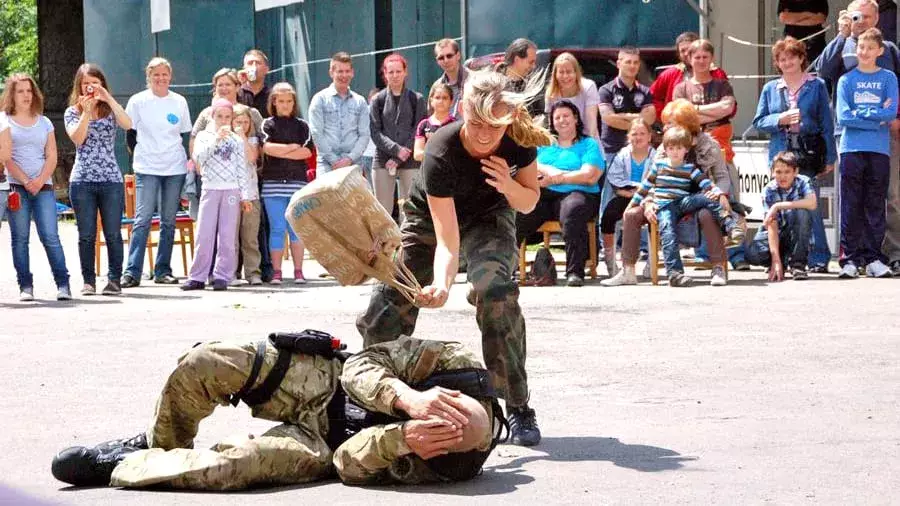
[402,418,463,460]
[394,386,471,427]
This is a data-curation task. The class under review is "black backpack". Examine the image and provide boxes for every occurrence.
[529,247,558,286]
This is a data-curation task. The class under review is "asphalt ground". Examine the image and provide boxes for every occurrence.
[0,221,898,505]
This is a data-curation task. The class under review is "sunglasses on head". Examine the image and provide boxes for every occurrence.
[436,52,457,61]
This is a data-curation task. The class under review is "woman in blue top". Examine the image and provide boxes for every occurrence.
[64,63,133,296]
[0,74,69,301]
[752,37,837,272]
[515,100,604,286]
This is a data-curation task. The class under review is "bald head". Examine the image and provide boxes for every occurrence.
[448,394,492,453]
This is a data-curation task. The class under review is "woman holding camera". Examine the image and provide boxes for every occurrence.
[753,36,836,272]
[65,63,133,296]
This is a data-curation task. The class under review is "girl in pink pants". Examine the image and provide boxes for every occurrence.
[182,99,251,291]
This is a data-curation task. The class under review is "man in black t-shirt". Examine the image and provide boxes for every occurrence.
[778,0,829,62]
[597,48,656,164]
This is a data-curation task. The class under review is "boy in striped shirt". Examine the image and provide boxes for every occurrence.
[628,126,740,286]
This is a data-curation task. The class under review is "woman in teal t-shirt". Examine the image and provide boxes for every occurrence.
[515,100,604,286]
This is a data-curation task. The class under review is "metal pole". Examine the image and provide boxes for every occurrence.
[699,0,707,39]
[461,0,468,61]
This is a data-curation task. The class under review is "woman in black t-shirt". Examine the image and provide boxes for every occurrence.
[356,70,551,447]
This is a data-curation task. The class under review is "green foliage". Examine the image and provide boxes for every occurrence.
[0,0,38,79]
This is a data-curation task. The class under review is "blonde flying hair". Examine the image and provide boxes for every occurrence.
[462,69,553,149]
[145,57,173,87]
[545,52,584,103]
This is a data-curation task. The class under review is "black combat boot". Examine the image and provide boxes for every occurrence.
[507,405,541,446]
[94,432,149,452]
[51,434,146,486]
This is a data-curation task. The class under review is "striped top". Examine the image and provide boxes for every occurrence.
[630,161,720,208]
[261,179,306,199]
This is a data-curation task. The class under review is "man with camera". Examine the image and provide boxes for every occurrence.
[816,0,900,276]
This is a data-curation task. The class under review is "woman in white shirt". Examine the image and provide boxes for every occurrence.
[121,57,192,287]
[544,52,601,142]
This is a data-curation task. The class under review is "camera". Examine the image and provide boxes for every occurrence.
[850,11,863,23]
[86,85,95,95]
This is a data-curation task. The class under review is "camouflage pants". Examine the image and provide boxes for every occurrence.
[356,203,529,407]
[110,341,342,490]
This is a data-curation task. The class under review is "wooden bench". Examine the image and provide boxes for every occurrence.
[647,218,727,285]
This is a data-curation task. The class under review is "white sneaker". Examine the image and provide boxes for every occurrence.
[865,260,893,278]
[19,287,34,302]
[710,265,728,286]
[839,263,859,279]
[601,268,637,286]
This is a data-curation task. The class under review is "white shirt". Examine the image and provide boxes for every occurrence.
[125,89,192,176]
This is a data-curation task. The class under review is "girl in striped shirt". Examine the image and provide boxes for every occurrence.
[260,83,315,284]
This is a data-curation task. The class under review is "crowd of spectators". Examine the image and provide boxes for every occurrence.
[3,0,900,300]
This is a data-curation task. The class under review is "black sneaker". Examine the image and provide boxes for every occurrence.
[180,280,205,291]
[891,260,900,276]
[51,443,142,486]
[507,405,541,446]
[212,279,228,291]
[790,267,809,280]
[566,274,584,287]
[732,261,751,271]
[120,274,140,288]
[154,274,179,284]
[101,281,121,296]
[809,264,829,274]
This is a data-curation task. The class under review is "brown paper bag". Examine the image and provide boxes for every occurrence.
[285,166,421,302]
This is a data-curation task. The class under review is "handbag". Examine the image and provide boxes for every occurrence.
[779,87,826,177]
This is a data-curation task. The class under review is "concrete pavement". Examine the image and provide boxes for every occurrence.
[0,221,897,505]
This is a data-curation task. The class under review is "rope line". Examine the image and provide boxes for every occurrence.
[170,36,463,89]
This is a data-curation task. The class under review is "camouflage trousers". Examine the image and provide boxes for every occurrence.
[356,203,530,407]
[110,341,342,490]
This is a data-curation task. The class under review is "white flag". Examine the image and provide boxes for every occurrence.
[255,0,302,11]
[150,0,170,33]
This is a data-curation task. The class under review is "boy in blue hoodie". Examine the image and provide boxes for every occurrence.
[835,27,898,278]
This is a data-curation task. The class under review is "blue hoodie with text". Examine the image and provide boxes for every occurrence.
[836,67,899,156]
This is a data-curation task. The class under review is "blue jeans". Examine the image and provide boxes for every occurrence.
[359,156,374,190]
[808,181,831,267]
[8,185,69,289]
[263,195,299,250]
[658,194,725,274]
[746,209,812,268]
[126,173,186,279]
[70,182,125,284]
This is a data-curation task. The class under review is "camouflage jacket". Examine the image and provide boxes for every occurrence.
[333,336,486,485]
